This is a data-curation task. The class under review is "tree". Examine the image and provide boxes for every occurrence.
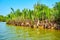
[11,8,14,13]
[0,15,6,22]
[34,2,52,21]
[53,2,60,22]
[22,8,28,19]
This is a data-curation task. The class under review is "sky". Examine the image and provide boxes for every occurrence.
[0,0,60,16]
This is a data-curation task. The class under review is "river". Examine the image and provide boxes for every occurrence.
[0,22,60,40]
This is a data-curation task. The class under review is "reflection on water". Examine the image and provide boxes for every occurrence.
[0,22,60,40]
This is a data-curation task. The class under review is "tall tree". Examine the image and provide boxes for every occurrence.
[53,2,60,22]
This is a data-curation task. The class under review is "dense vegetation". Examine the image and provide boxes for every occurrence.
[0,15,6,22]
[0,2,60,30]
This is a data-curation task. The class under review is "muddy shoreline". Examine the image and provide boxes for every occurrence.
[6,19,60,30]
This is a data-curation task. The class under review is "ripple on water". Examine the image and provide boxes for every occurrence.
[0,22,60,40]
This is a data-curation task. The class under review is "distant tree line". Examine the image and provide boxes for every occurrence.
[5,2,60,22]
[0,15,6,22]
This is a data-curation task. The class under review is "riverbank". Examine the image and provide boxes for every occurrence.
[6,19,60,30]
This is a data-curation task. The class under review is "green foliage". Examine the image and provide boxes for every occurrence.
[0,2,60,23]
[53,2,60,21]
[33,3,53,21]
[0,15,6,22]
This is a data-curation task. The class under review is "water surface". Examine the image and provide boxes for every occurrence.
[0,22,60,40]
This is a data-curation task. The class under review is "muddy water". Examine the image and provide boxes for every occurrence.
[0,22,60,40]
